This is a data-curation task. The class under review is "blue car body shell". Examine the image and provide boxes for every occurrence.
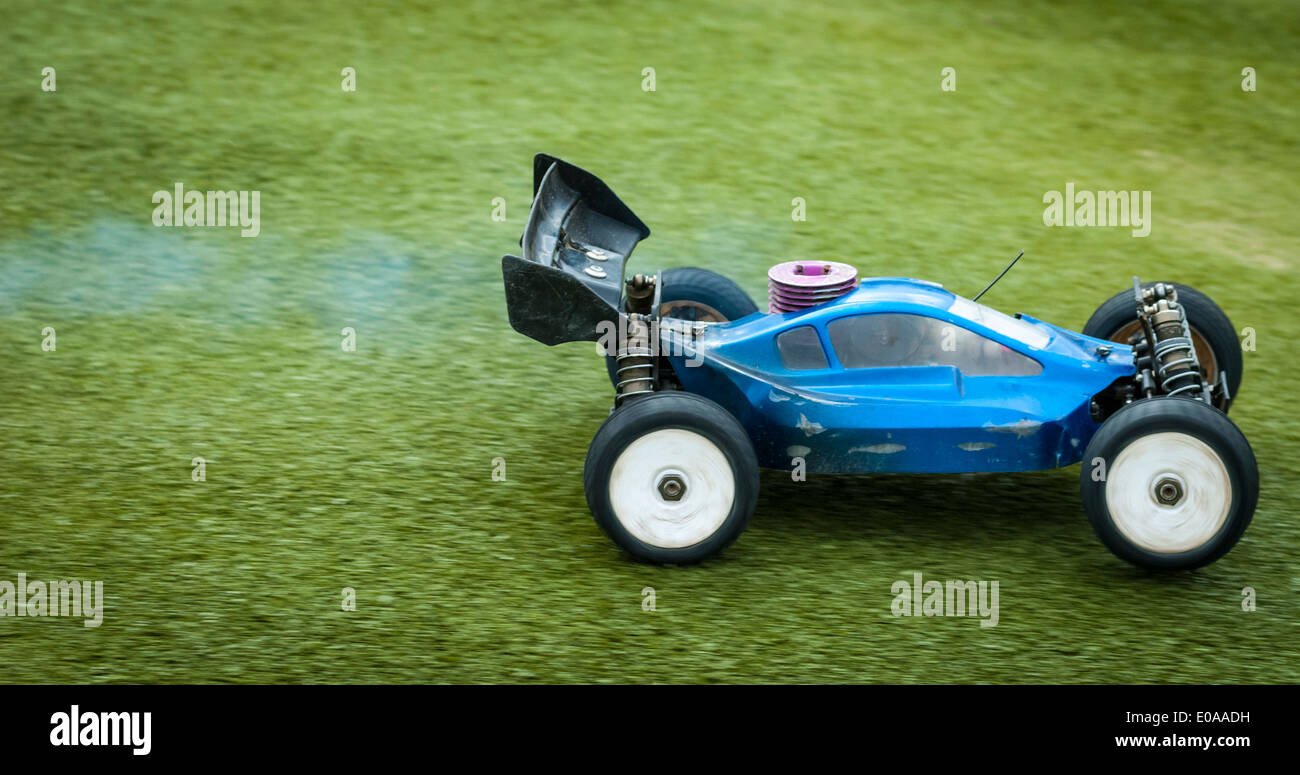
[662,277,1136,474]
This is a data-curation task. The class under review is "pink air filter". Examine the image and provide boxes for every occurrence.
[767,260,859,313]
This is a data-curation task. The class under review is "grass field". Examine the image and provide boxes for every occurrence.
[1,0,1297,683]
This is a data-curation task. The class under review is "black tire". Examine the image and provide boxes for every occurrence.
[583,391,759,564]
[604,267,759,385]
[659,266,760,320]
[1080,397,1257,570]
[1082,283,1242,410]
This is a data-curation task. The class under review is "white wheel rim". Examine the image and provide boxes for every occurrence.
[608,429,736,549]
[1105,431,1232,554]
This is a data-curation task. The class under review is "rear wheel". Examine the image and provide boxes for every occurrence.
[1080,397,1257,570]
[604,267,758,385]
[1082,283,1242,410]
[584,391,759,564]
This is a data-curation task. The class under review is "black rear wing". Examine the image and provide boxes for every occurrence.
[502,155,649,345]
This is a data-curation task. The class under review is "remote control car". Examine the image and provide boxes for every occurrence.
[501,155,1257,569]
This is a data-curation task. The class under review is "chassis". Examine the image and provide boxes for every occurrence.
[502,155,1257,569]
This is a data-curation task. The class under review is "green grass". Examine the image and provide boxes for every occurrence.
[1,0,1297,682]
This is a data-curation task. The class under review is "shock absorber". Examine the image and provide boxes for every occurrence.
[614,274,657,406]
[615,314,655,404]
[1135,281,1211,402]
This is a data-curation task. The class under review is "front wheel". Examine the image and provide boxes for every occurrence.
[1082,282,1242,411]
[1080,397,1257,570]
[583,391,759,564]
